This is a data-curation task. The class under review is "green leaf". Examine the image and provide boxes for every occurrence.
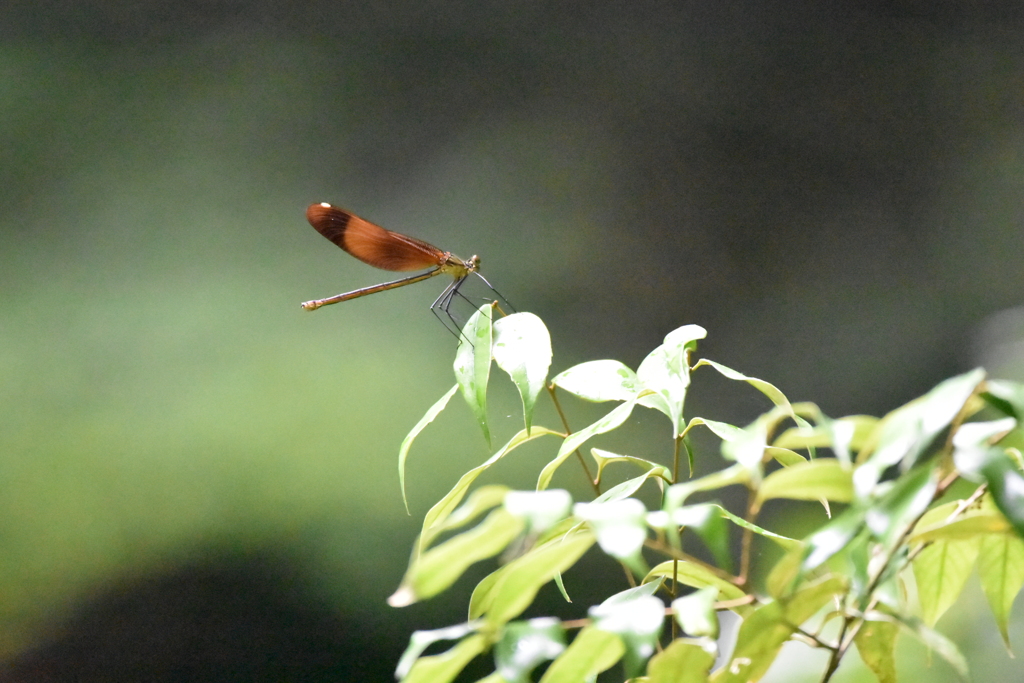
[538,626,625,683]
[755,458,853,507]
[644,561,749,614]
[711,576,846,683]
[664,463,751,509]
[672,586,720,638]
[574,498,648,561]
[702,503,802,551]
[647,639,715,683]
[395,622,482,682]
[504,489,573,534]
[909,510,1010,543]
[591,448,672,490]
[494,618,566,683]
[390,507,525,606]
[913,536,980,626]
[636,325,706,437]
[854,615,899,683]
[401,633,488,683]
[981,451,1024,537]
[951,417,1017,480]
[803,505,867,572]
[590,592,664,678]
[668,504,733,572]
[550,359,641,402]
[482,530,595,626]
[420,427,559,551]
[493,312,552,434]
[880,611,970,680]
[977,532,1024,653]
[856,368,985,496]
[866,465,939,550]
[536,399,638,490]
[693,359,796,418]
[774,415,877,459]
[455,304,495,446]
[399,383,460,514]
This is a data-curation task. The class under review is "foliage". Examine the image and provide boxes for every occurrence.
[390,307,1024,682]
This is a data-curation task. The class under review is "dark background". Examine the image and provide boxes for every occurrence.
[2,2,1023,681]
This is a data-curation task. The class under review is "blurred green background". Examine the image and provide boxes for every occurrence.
[2,2,1023,680]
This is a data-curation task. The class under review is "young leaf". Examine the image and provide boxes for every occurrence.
[672,586,720,638]
[454,304,495,446]
[536,399,638,490]
[977,532,1024,653]
[755,458,854,508]
[550,359,641,402]
[913,537,980,626]
[646,638,716,683]
[538,625,625,683]
[853,614,899,683]
[636,325,706,437]
[589,593,664,678]
[493,312,552,434]
[494,618,566,683]
[389,508,525,606]
[399,383,460,513]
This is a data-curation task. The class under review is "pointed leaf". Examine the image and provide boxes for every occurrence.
[977,532,1024,653]
[913,537,980,626]
[879,611,970,679]
[551,359,641,402]
[755,458,853,507]
[538,626,625,683]
[637,325,706,437]
[693,359,796,418]
[455,304,495,446]
[981,451,1024,537]
[493,312,552,434]
[395,622,481,682]
[390,508,524,606]
[854,615,899,683]
[401,633,488,683]
[420,427,559,550]
[484,530,595,626]
[644,560,749,614]
[399,383,460,513]
[537,399,638,490]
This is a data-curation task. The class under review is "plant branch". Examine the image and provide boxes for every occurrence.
[547,384,600,496]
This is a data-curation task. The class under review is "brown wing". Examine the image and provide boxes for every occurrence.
[305,203,445,272]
